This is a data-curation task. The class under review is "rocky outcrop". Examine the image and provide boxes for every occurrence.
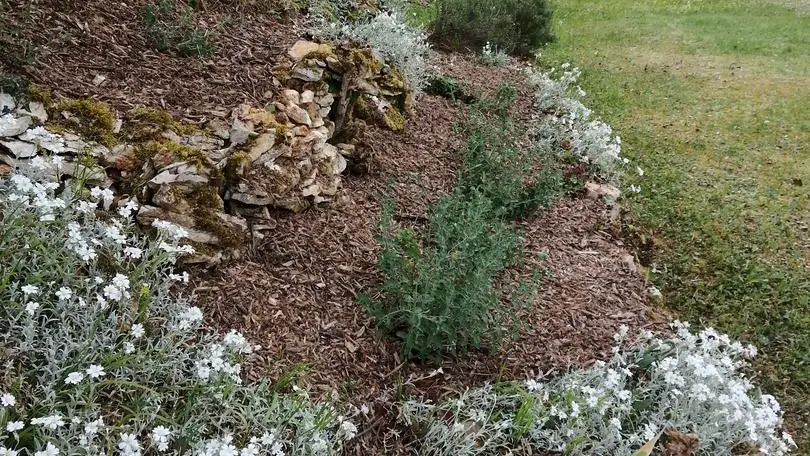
[0,40,414,264]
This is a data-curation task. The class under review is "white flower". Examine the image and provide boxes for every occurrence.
[55,287,72,301]
[6,421,24,432]
[118,433,142,456]
[33,442,59,456]
[636,166,645,176]
[152,220,189,240]
[130,323,145,339]
[150,426,172,452]
[31,414,64,430]
[525,379,542,392]
[339,420,358,440]
[642,423,659,441]
[168,271,190,283]
[124,246,143,259]
[123,342,135,354]
[65,371,85,385]
[21,284,39,295]
[270,441,284,456]
[117,200,139,218]
[610,417,622,430]
[25,301,40,315]
[86,364,106,379]
[1,393,16,407]
[629,184,641,193]
[84,418,103,435]
[0,447,19,456]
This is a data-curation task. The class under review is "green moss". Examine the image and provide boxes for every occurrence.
[224,151,249,186]
[382,107,406,131]
[27,83,53,106]
[352,95,372,121]
[190,185,242,249]
[123,106,200,142]
[53,99,117,147]
[379,67,407,91]
[302,45,335,60]
[347,48,384,74]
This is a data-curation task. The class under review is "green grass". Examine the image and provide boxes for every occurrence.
[538,0,810,449]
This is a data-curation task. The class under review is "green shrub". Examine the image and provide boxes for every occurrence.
[362,191,524,360]
[433,0,553,56]
[143,0,216,58]
[457,84,562,219]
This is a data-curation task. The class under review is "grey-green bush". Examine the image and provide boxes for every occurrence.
[362,191,524,360]
[433,0,553,56]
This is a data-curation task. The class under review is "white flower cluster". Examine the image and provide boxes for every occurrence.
[0,164,352,456]
[528,64,632,183]
[402,324,796,456]
[312,10,431,94]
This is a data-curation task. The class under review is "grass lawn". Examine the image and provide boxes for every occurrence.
[538,0,810,449]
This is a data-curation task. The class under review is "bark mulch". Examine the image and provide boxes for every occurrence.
[1,0,298,119]
[189,59,656,454]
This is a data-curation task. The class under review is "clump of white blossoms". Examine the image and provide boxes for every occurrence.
[402,324,795,456]
[0,159,353,455]
[311,9,431,95]
[528,63,631,183]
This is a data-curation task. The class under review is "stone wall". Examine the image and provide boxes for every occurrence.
[0,40,412,264]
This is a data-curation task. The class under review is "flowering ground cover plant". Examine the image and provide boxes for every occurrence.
[0,158,354,455]
[401,323,796,455]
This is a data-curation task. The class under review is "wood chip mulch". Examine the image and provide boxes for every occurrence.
[2,0,299,118]
[189,60,656,454]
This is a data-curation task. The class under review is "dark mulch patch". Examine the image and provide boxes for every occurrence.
[1,0,298,118]
[188,59,655,454]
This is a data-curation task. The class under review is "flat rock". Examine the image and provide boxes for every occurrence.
[286,104,312,126]
[300,90,315,104]
[137,205,196,229]
[152,184,193,213]
[247,132,276,162]
[207,118,231,140]
[61,162,107,182]
[229,118,253,147]
[148,169,208,189]
[290,66,324,83]
[1,93,16,113]
[584,181,621,201]
[1,140,37,158]
[229,191,274,206]
[0,114,32,137]
[28,102,48,122]
[331,151,347,175]
[282,89,301,105]
[288,40,332,61]
[317,93,334,107]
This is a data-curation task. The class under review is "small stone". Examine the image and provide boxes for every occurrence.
[0,93,15,113]
[207,118,231,140]
[152,184,193,213]
[648,286,663,302]
[292,125,310,137]
[282,89,301,105]
[300,90,315,104]
[290,66,324,83]
[0,114,32,137]
[136,205,196,230]
[28,102,48,122]
[301,184,321,197]
[0,162,11,175]
[148,169,208,189]
[229,191,274,206]
[317,93,334,108]
[90,143,110,158]
[286,104,312,126]
[92,74,107,86]
[584,182,621,201]
[61,162,107,183]
[288,41,320,61]
[247,133,276,162]
[0,140,37,158]
[331,152,347,175]
[229,118,253,147]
